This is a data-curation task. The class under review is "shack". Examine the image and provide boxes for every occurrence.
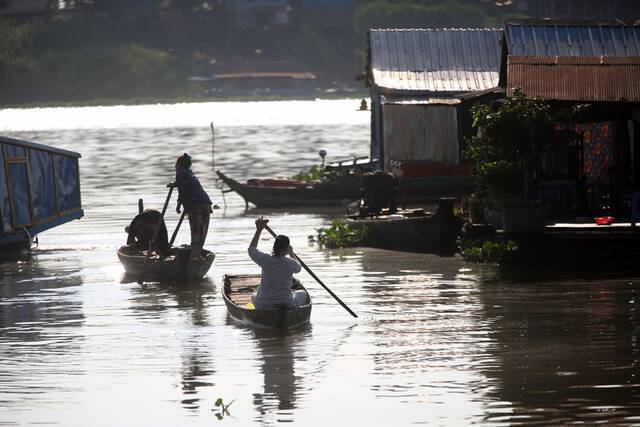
[501,19,640,220]
[367,28,503,180]
[0,136,83,251]
[192,60,317,98]
[493,19,640,266]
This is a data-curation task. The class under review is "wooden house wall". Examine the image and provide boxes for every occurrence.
[382,104,460,169]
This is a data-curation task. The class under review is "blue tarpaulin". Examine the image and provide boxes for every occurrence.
[54,154,80,213]
[29,149,56,221]
[0,148,11,232]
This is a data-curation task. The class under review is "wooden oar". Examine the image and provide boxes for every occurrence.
[169,211,187,247]
[263,224,358,318]
[138,185,174,284]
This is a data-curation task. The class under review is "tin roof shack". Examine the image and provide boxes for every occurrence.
[491,19,640,267]
[501,19,640,221]
[367,28,502,200]
[0,136,83,252]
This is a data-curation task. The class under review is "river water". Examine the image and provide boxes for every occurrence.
[1,99,639,426]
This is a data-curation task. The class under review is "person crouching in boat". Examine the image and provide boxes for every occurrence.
[172,153,212,260]
[248,216,307,309]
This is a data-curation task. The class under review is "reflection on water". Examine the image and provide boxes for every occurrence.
[251,328,308,424]
[479,278,640,425]
[1,100,640,425]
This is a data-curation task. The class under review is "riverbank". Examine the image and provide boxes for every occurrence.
[0,91,369,110]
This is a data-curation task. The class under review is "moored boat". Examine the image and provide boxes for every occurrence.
[216,170,361,208]
[347,198,462,254]
[118,245,215,282]
[223,274,312,329]
[0,136,84,252]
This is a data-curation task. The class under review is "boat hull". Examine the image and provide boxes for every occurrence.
[217,171,473,208]
[349,198,462,253]
[217,171,359,207]
[117,245,215,282]
[223,274,312,329]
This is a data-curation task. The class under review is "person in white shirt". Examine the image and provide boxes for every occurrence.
[248,216,307,309]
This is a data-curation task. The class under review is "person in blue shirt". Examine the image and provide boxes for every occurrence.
[173,153,212,259]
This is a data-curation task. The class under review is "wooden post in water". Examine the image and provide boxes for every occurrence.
[211,122,216,175]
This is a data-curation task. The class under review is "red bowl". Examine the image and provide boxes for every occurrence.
[594,216,615,225]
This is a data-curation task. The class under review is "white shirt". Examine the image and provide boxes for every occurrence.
[248,246,302,308]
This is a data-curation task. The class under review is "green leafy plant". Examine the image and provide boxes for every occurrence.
[213,397,235,420]
[466,89,555,212]
[316,219,371,249]
[459,238,517,263]
[292,164,323,183]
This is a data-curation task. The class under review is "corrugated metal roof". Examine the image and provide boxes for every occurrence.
[369,28,502,94]
[507,55,640,102]
[505,20,640,56]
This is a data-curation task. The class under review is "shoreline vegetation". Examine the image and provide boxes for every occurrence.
[0,1,523,107]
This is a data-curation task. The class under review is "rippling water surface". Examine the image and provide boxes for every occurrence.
[1,99,639,426]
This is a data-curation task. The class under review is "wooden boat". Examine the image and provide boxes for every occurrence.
[117,245,215,282]
[216,170,361,208]
[347,198,462,254]
[0,136,83,252]
[223,274,312,329]
[216,169,473,209]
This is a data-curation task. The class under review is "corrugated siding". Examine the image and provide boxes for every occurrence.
[370,29,502,93]
[505,23,640,56]
[383,104,459,166]
[507,55,640,102]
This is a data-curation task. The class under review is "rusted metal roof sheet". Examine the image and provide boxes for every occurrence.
[369,28,502,94]
[507,55,640,102]
[505,20,640,56]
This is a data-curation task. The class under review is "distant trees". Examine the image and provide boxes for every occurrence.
[354,0,507,34]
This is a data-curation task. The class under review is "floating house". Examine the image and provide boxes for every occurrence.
[501,19,640,220]
[194,60,317,98]
[0,136,83,250]
[366,28,503,188]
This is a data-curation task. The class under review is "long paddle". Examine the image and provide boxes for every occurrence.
[169,211,187,247]
[138,185,174,284]
[263,224,358,318]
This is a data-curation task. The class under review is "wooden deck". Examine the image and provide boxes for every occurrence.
[225,274,260,306]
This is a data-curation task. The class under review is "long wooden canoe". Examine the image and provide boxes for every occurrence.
[216,170,474,208]
[216,170,360,208]
[117,245,215,282]
[223,274,312,329]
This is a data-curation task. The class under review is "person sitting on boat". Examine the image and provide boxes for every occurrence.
[359,171,398,217]
[171,153,212,260]
[248,216,306,309]
[125,209,170,257]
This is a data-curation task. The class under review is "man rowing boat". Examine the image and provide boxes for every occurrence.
[248,216,307,309]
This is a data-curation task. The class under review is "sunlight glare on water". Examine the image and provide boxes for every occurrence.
[1,99,640,426]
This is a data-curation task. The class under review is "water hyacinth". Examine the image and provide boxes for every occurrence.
[316,219,371,248]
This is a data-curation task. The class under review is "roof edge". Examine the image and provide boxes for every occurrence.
[369,28,501,33]
[505,18,640,27]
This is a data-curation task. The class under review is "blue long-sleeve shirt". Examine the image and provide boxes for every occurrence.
[175,168,211,213]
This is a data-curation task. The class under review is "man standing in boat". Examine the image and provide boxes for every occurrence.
[248,216,307,309]
[172,153,212,259]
